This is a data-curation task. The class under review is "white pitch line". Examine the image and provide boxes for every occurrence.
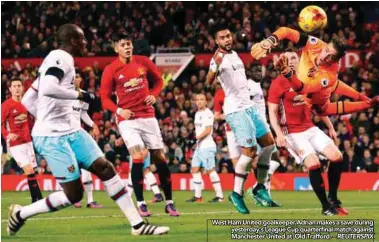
[1,206,378,222]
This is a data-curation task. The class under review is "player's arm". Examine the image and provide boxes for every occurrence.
[214,111,225,121]
[267,79,286,147]
[80,103,95,128]
[206,49,225,86]
[251,27,308,59]
[275,55,336,94]
[196,111,214,141]
[100,65,134,120]
[1,103,9,140]
[21,79,39,117]
[320,115,338,143]
[332,80,370,101]
[142,56,163,105]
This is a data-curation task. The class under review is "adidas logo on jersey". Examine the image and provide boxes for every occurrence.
[119,74,124,79]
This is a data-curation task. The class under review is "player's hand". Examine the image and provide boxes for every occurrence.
[275,134,287,147]
[145,95,156,106]
[275,54,293,77]
[213,48,227,67]
[250,36,278,60]
[6,133,18,141]
[92,124,100,139]
[119,109,135,120]
[78,91,96,103]
[328,128,338,144]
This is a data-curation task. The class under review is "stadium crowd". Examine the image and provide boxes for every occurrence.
[2,2,379,57]
[1,2,379,175]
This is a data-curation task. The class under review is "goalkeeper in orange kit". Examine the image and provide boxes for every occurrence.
[251,27,378,116]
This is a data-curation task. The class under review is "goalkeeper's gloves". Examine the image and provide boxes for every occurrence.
[250,35,278,60]
[274,54,294,78]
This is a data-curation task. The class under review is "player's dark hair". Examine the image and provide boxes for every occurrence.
[284,47,297,53]
[57,24,81,46]
[331,37,346,61]
[214,24,230,38]
[9,78,23,86]
[251,61,261,69]
[111,32,132,42]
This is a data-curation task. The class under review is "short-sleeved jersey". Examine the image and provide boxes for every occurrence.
[213,88,232,132]
[32,49,78,137]
[210,51,253,115]
[194,108,216,148]
[71,100,90,129]
[268,75,314,134]
[1,98,32,147]
[100,55,163,122]
[247,79,266,121]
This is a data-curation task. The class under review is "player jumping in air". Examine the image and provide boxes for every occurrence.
[100,32,179,217]
[213,64,281,207]
[1,78,43,203]
[206,25,277,214]
[268,48,348,215]
[251,27,378,115]
[186,93,224,203]
[8,24,169,236]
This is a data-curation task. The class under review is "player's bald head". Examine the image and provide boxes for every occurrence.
[57,24,83,46]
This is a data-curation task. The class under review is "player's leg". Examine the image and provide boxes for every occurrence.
[9,142,43,203]
[118,120,150,217]
[226,130,241,168]
[206,147,223,202]
[225,108,258,214]
[249,109,277,206]
[318,99,377,116]
[186,154,203,202]
[7,135,83,236]
[142,153,163,203]
[333,80,370,101]
[266,150,281,196]
[73,129,168,235]
[310,128,347,215]
[303,154,337,216]
[286,129,336,216]
[142,118,179,216]
[81,168,103,208]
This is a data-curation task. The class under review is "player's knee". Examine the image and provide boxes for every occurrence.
[22,165,34,175]
[66,188,84,204]
[304,154,320,168]
[90,158,116,181]
[329,152,343,163]
[150,149,166,163]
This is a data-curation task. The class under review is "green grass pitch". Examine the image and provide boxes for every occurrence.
[1,191,378,242]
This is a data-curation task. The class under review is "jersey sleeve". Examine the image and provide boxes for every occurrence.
[44,53,72,79]
[21,81,38,117]
[141,56,163,97]
[204,110,214,126]
[268,78,284,104]
[213,90,224,112]
[81,102,90,111]
[1,102,9,139]
[100,65,118,113]
[209,58,218,72]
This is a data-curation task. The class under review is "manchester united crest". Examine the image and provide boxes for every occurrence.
[138,68,146,76]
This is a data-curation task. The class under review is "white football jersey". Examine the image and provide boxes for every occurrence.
[210,51,253,115]
[32,49,78,136]
[71,100,90,129]
[247,79,266,122]
[194,108,216,148]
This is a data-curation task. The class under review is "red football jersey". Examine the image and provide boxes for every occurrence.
[213,88,232,132]
[268,75,314,134]
[100,55,163,121]
[1,98,32,147]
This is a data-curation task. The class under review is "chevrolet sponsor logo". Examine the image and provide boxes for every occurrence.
[124,78,143,88]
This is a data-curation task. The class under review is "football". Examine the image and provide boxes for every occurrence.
[298,5,328,33]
